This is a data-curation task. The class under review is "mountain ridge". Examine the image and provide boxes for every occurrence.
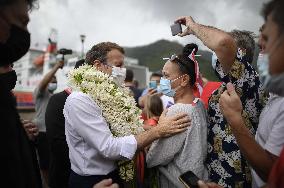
[124,39,218,81]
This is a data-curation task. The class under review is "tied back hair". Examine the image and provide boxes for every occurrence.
[174,43,198,86]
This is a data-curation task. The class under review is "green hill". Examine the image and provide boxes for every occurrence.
[124,39,218,81]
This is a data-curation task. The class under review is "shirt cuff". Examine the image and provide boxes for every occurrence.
[120,135,137,160]
[265,143,282,156]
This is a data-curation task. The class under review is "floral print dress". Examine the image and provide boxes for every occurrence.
[206,58,267,188]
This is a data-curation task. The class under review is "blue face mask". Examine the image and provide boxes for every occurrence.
[158,77,181,97]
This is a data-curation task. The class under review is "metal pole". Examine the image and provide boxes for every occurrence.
[80,34,86,58]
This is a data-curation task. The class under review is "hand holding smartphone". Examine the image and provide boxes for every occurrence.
[178,171,200,188]
[149,80,157,89]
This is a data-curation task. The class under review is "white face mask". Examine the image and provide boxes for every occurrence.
[257,35,284,96]
[48,83,57,92]
[257,53,271,87]
[111,66,126,86]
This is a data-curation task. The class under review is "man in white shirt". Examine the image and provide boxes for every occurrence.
[64,42,190,188]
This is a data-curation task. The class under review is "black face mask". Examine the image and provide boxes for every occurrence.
[0,25,31,66]
[0,70,17,92]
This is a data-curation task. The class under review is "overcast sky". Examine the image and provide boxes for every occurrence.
[28,0,269,52]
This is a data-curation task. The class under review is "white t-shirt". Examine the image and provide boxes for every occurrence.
[252,94,284,188]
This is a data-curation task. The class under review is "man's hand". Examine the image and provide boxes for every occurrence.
[138,88,161,108]
[147,88,162,97]
[155,109,191,138]
[93,179,119,188]
[175,16,196,37]
[197,180,223,188]
[219,83,243,126]
[147,88,157,95]
[135,110,190,150]
[56,60,65,69]
[22,120,39,141]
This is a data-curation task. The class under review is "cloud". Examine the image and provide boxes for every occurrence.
[28,0,269,52]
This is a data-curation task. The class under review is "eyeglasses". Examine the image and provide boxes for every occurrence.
[164,54,189,71]
[162,54,178,61]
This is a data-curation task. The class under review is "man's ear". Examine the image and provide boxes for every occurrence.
[93,60,102,68]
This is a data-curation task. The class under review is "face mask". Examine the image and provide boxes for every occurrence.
[0,25,31,66]
[258,35,284,96]
[112,66,126,86]
[257,53,270,87]
[211,52,218,70]
[158,76,182,97]
[0,70,17,92]
[48,83,57,92]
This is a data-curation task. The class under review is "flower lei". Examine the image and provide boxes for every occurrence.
[67,65,144,181]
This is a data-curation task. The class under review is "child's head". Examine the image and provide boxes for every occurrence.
[145,95,163,119]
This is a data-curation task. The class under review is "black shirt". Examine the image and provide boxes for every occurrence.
[0,85,42,188]
[128,86,143,108]
[45,90,70,188]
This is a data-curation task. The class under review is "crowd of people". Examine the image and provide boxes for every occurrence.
[1,0,284,188]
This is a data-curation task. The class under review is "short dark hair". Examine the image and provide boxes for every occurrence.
[125,69,134,82]
[150,72,162,79]
[0,0,38,9]
[85,42,125,65]
[229,30,255,63]
[74,59,85,69]
[262,0,284,34]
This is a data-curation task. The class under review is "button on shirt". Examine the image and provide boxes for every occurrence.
[63,92,137,176]
[207,59,267,187]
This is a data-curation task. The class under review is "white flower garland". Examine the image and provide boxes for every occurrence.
[67,65,144,181]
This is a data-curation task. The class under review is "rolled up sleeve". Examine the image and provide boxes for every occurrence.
[265,103,284,156]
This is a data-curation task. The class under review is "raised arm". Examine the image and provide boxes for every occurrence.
[38,60,64,92]
[175,16,237,73]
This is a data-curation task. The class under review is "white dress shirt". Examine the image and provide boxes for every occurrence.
[63,91,137,176]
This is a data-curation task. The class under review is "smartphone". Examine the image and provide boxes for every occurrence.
[171,23,182,36]
[178,171,200,188]
[149,80,157,89]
